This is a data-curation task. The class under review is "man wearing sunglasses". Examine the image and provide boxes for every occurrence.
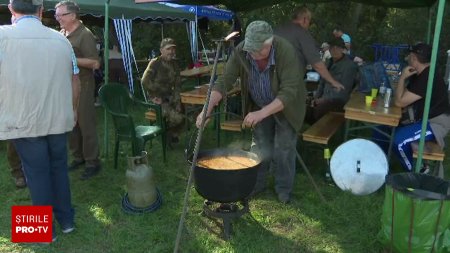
[393,43,450,176]
[55,1,102,180]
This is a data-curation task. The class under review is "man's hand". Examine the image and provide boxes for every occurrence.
[313,97,327,106]
[196,110,210,128]
[243,110,267,129]
[93,60,100,70]
[400,66,417,80]
[73,109,78,126]
[330,80,345,91]
[151,97,162,104]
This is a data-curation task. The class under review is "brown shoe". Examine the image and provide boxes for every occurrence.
[15,177,27,189]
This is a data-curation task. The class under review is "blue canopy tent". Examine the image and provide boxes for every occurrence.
[160,3,234,64]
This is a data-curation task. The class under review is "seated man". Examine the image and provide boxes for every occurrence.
[305,38,358,124]
[141,38,185,143]
[393,43,450,173]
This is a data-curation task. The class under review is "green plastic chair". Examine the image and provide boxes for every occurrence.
[99,83,167,169]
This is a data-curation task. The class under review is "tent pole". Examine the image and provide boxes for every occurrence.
[103,0,110,157]
[414,0,445,173]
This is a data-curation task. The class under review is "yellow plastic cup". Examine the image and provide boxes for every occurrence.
[324,148,331,159]
[371,88,378,98]
[365,95,373,106]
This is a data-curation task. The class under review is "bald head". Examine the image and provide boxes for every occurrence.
[291,6,312,30]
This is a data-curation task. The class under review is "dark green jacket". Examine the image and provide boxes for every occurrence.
[213,35,306,132]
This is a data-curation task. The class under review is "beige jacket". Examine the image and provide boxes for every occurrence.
[0,18,74,139]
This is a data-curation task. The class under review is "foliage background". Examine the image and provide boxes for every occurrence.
[129,1,450,75]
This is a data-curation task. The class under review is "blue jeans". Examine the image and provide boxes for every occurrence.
[12,133,74,228]
[251,113,297,196]
[393,121,435,171]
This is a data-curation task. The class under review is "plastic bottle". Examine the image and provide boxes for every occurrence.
[379,81,386,99]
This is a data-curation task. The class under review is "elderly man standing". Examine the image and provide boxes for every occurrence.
[196,21,305,204]
[55,1,101,180]
[275,6,344,91]
[141,38,185,144]
[0,0,80,240]
[393,43,450,175]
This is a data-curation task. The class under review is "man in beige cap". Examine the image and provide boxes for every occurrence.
[1,0,80,241]
[196,21,306,204]
[141,38,185,145]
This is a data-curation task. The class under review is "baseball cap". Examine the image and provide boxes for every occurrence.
[243,21,273,52]
[320,42,329,49]
[328,37,345,49]
[408,43,431,62]
[160,38,176,49]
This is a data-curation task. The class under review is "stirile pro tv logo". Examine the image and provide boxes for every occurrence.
[11,206,53,243]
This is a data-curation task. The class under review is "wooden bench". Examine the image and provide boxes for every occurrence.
[302,112,345,145]
[145,110,157,121]
[412,141,445,162]
[220,119,243,132]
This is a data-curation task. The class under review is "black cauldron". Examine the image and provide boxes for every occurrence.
[193,148,261,203]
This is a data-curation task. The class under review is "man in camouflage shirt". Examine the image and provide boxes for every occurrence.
[141,38,185,143]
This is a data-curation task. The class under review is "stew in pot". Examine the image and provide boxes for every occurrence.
[197,156,258,170]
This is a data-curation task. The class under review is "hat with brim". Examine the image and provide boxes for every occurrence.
[243,21,273,52]
[328,37,345,49]
[160,38,176,49]
[162,44,176,49]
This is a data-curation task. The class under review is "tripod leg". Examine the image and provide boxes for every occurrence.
[296,152,327,203]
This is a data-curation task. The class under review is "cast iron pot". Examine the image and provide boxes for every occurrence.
[193,148,261,203]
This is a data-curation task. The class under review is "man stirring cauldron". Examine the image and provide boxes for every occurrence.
[196,21,306,204]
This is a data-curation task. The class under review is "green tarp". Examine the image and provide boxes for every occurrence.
[379,173,450,252]
[0,0,195,21]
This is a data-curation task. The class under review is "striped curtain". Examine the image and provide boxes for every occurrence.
[113,18,139,94]
[186,19,198,63]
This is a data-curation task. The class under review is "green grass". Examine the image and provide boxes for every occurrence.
[1,105,449,253]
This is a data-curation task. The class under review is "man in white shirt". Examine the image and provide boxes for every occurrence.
[0,0,80,241]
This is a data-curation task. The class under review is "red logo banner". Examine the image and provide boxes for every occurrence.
[11,206,53,243]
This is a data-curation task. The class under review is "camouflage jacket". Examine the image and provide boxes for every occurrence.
[141,57,181,105]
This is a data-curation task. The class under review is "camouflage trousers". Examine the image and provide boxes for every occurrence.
[161,103,185,136]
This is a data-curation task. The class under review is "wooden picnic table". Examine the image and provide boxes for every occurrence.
[180,85,209,105]
[180,84,240,105]
[180,66,212,77]
[180,84,241,146]
[180,62,225,78]
[343,91,401,160]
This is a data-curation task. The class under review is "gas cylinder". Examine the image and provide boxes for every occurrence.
[126,151,157,208]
